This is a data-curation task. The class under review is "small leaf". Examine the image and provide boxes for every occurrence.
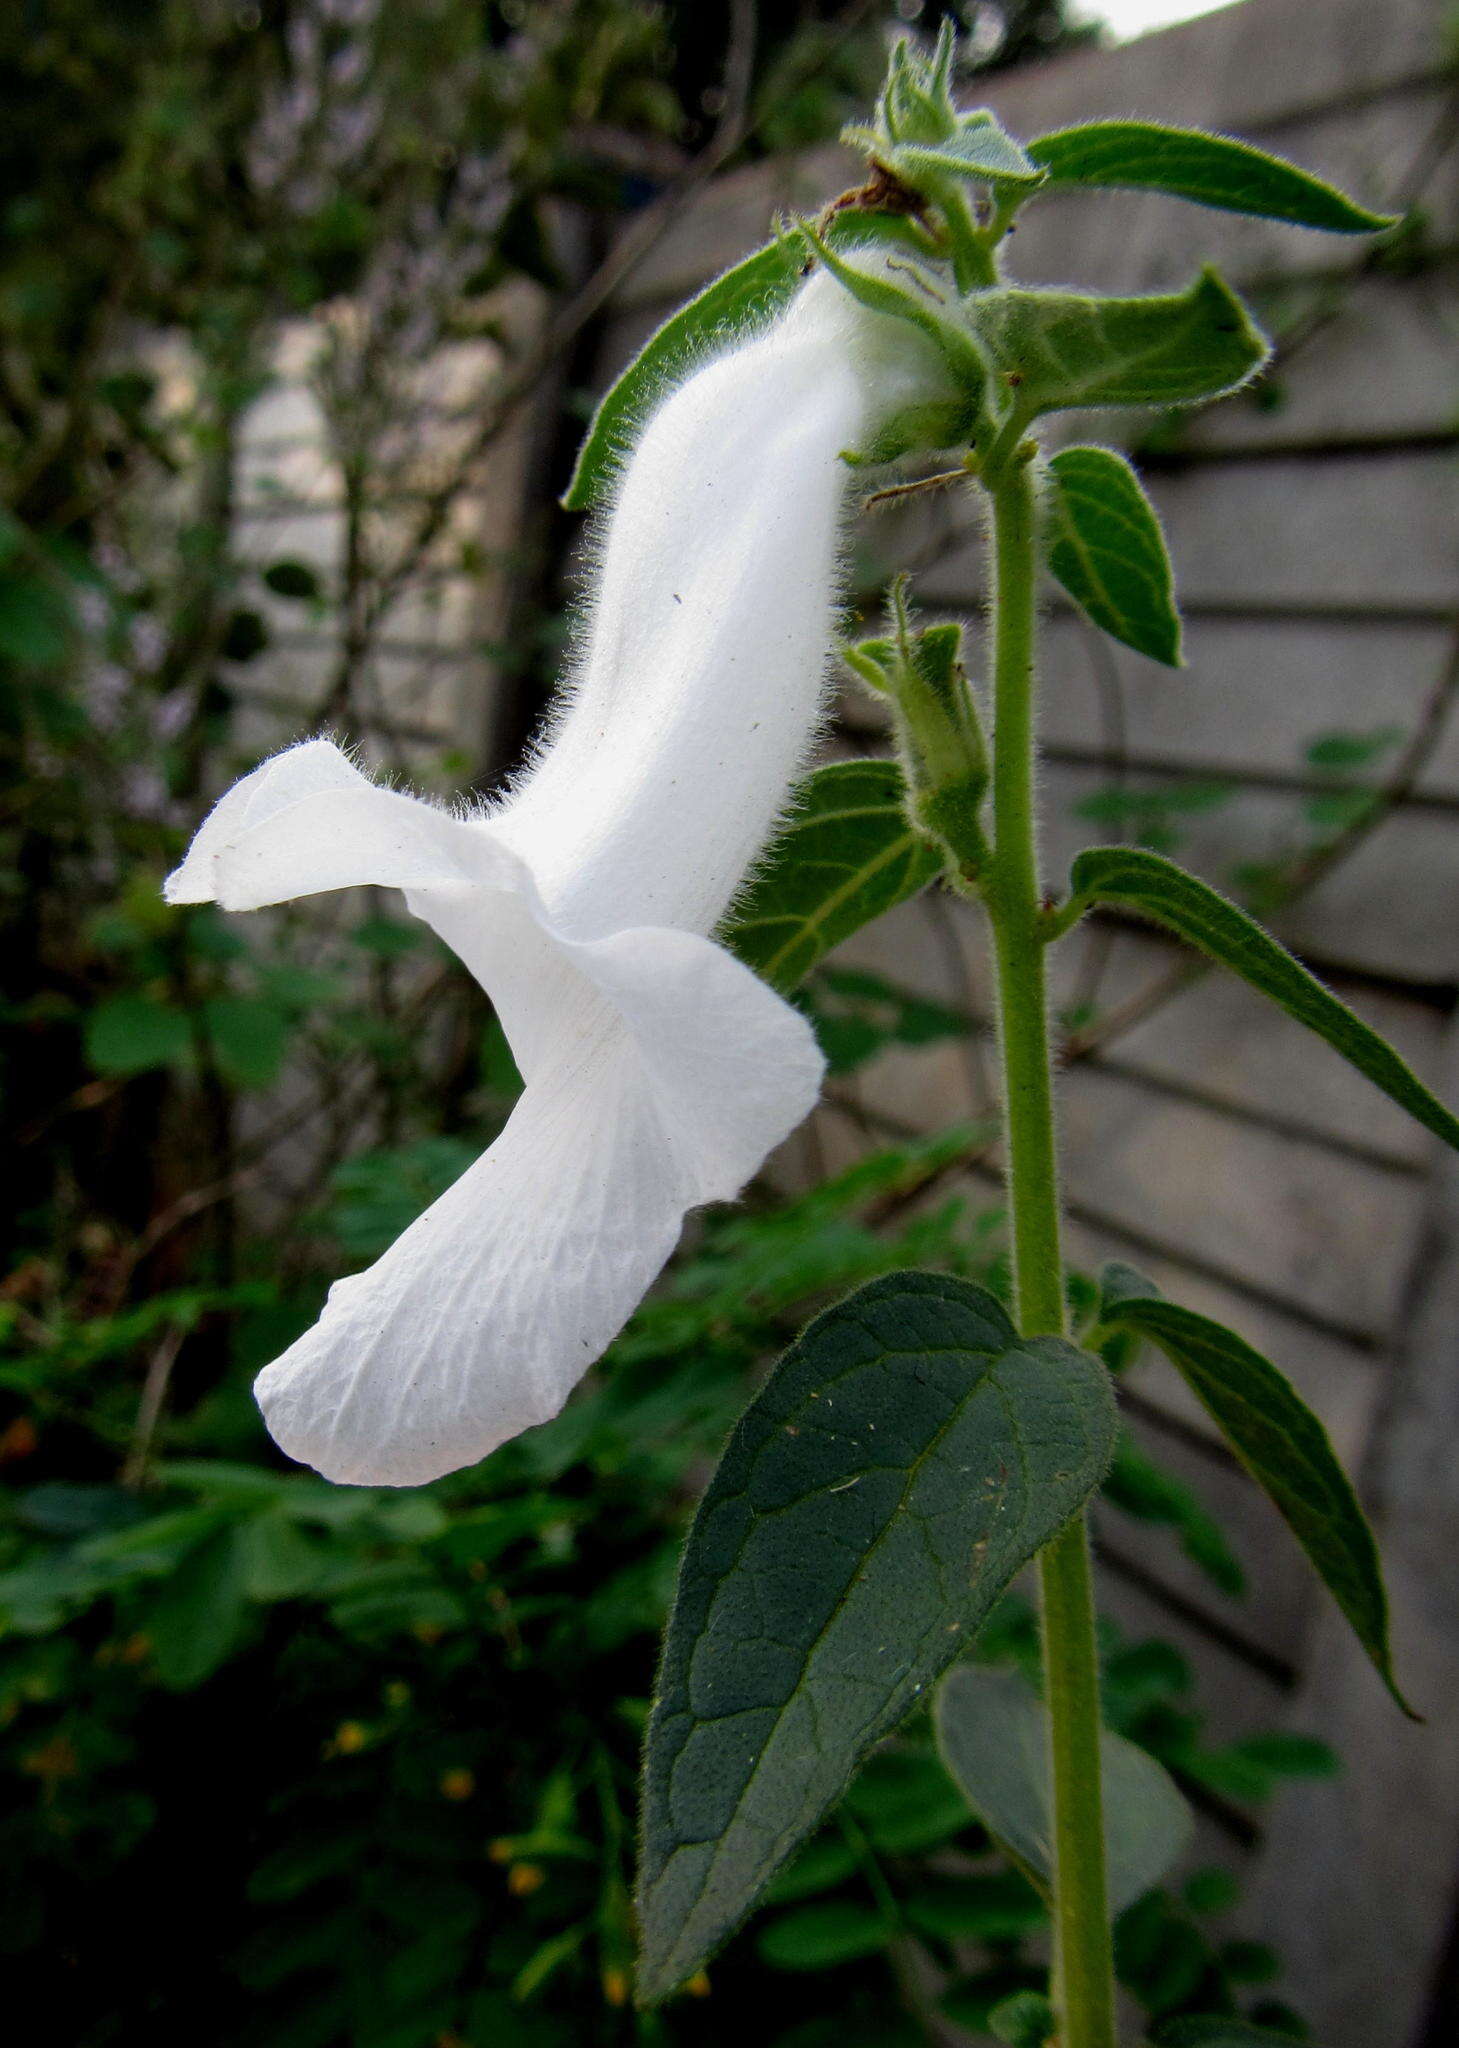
[721,760,940,993]
[1062,846,1459,1155]
[147,1524,253,1689]
[904,1870,1045,1942]
[868,124,1044,194]
[989,1990,1056,2048]
[969,269,1268,415]
[756,1898,889,1971]
[262,559,322,601]
[935,1663,1193,1914]
[1103,1433,1245,1597]
[202,995,289,1089]
[1157,2022,1308,2048]
[636,1271,1117,2001]
[1097,1262,1413,1714]
[1029,121,1395,234]
[563,213,925,511]
[85,994,193,1075]
[1045,446,1181,665]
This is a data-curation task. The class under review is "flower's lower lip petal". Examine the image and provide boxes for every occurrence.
[253,936,823,1488]
[255,1024,693,1486]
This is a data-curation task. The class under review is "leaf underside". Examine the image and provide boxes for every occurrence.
[935,1661,1193,1914]
[636,1271,1117,2001]
[721,759,941,994]
[1066,845,1459,1155]
[1097,1263,1414,1715]
[968,267,1268,415]
[1028,120,1395,234]
[1044,445,1181,666]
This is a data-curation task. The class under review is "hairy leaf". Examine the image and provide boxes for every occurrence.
[1045,446,1181,666]
[1062,845,1459,1153]
[1029,120,1395,234]
[722,760,940,993]
[969,269,1267,415]
[637,1271,1117,2000]
[1097,1263,1413,1715]
[935,1662,1193,1914]
[563,213,924,510]
[856,121,1044,195]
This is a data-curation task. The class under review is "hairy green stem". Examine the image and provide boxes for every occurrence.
[981,460,1117,2048]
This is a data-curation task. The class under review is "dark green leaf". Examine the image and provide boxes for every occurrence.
[1097,1262,1413,1714]
[721,761,940,993]
[1029,121,1395,234]
[903,1869,1045,1942]
[0,570,71,663]
[563,213,924,511]
[969,269,1268,415]
[1103,1434,1245,1596]
[763,1832,860,1905]
[147,1525,253,1689]
[1045,446,1181,666]
[1157,2022,1308,2048]
[935,1663,1193,1913]
[844,1746,975,1854]
[262,558,323,601]
[637,1271,1117,2000]
[989,1990,1056,2048]
[203,995,289,1089]
[756,1899,889,1971]
[85,994,193,1075]
[1063,846,1459,1155]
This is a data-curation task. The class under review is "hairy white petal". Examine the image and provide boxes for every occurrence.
[256,926,820,1485]
[162,262,943,1483]
[496,271,901,936]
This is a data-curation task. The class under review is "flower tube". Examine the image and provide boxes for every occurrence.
[166,262,945,1485]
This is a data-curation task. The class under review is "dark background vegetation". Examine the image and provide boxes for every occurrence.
[1,5,1340,2044]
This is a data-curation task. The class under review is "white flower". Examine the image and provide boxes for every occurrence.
[166,263,941,1485]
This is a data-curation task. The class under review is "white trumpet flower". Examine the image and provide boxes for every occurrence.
[166,262,943,1485]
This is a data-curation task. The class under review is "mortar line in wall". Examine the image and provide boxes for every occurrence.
[906,594,1459,629]
[1139,429,1459,470]
[1040,742,1459,818]
[1094,1537,1299,1694]
[819,1093,1391,1352]
[955,1148,1387,1356]
[1083,1052,1432,1181]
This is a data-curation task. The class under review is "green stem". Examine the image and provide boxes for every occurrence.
[980,459,1117,2048]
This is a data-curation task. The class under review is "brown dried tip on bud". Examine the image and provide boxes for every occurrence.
[438,1767,475,1801]
[684,1971,712,1998]
[601,1966,630,2007]
[507,1862,546,1897]
[818,160,931,235]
